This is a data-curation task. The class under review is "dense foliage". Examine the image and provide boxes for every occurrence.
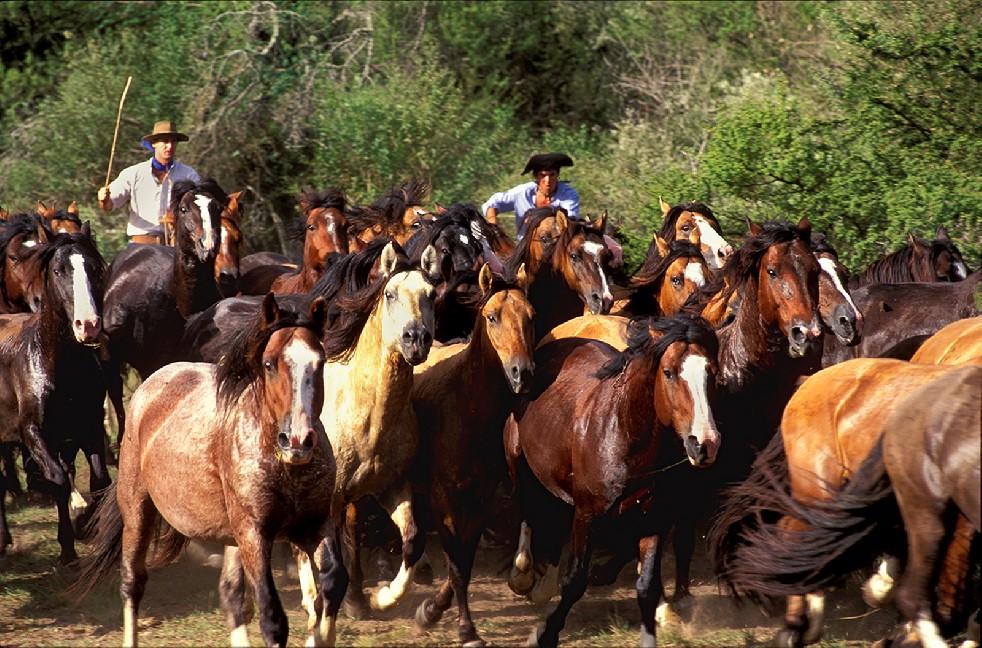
[0,0,978,271]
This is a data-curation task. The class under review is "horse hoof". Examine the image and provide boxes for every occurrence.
[508,565,535,596]
[526,624,547,648]
[413,559,434,586]
[640,623,657,648]
[414,599,442,630]
[862,576,895,608]
[772,629,803,648]
[655,601,681,627]
[462,638,487,648]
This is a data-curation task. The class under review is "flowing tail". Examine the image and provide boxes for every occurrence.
[69,482,123,598]
[710,435,903,601]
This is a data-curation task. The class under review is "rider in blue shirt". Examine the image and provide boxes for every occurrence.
[482,152,579,239]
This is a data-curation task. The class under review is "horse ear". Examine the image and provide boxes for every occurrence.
[380,242,400,277]
[308,296,329,335]
[68,200,79,216]
[556,209,569,232]
[655,235,671,259]
[594,209,608,235]
[478,263,493,296]
[659,196,671,218]
[797,217,812,240]
[746,216,762,237]
[907,231,917,246]
[516,262,529,290]
[81,221,91,238]
[260,292,280,329]
[227,191,245,214]
[37,200,49,217]
[420,244,441,282]
[435,203,447,215]
[36,222,49,244]
[935,225,950,241]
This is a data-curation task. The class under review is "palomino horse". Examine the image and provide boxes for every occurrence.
[650,197,734,273]
[72,294,347,648]
[711,361,980,648]
[215,190,246,298]
[347,177,434,251]
[296,241,441,621]
[822,268,981,366]
[411,263,535,646]
[239,189,348,296]
[101,178,225,443]
[504,315,720,647]
[0,226,107,564]
[506,207,614,344]
[848,225,970,289]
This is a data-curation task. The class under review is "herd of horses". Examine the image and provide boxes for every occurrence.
[0,179,978,647]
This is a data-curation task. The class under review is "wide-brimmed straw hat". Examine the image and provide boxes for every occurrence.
[143,120,190,143]
[522,152,574,175]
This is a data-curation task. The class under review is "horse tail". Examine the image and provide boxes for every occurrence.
[146,521,189,569]
[69,482,123,598]
[708,429,789,603]
[714,438,902,600]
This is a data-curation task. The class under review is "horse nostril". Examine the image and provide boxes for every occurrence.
[302,433,315,449]
[791,326,808,345]
[277,432,290,449]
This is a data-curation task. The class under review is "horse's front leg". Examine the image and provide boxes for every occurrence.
[637,533,667,648]
[218,546,254,647]
[372,482,424,610]
[309,532,349,647]
[24,423,76,564]
[236,528,288,648]
[528,510,595,648]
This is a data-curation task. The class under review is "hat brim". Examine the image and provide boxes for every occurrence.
[523,152,574,175]
[143,133,189,143]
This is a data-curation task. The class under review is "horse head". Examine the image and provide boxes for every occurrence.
[299,188,349,262]
[922,226,970,281]
[659,197,733,272]
[378,241,439,365]
[0,212,48,312]
[215,190,246,296]
[477,262,535,394]
[631,236,709,316]
[40,222,105,344]
[171,179,224,263]
[811,233,863,346]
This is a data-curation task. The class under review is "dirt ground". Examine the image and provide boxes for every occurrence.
[0,488,910,648]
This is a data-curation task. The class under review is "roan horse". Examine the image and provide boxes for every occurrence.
[411,263,535,647]
[72,293,347,648]
[0,226,107,564]
[504,314,721,647]
[848,225,970,289]
[711,361,980,648]
[295,241,441,622]
[101,178,225,443]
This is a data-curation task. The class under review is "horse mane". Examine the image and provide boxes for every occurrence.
[402,203,483,261]
[170,177,229,213]
[683,220,811,318]
[0,212,41,252]
[289,188,347,243]
[809,232,839,259]
[309,237,393,305]
[595,313,719,380]
[322,242,415,363]
[347,177,432,234]
[621,239,705,312]
[34,229,107,277]
[215,305,325,414]
[657,201,720,240]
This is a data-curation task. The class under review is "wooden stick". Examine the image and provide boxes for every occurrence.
[105,76,133,187]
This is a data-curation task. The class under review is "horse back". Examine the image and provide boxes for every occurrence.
[910,315,982,366]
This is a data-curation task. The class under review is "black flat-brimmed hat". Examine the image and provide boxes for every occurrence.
[143,120,190,143]
[522,152,574,175]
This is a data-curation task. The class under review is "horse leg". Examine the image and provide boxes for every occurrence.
[119,493,158,648]
[372,483,423,611]
[416,522,486,647]
[0,443,22,498]
[637,533,667,648]
[509,520,536,595]
[863,556,900,608]
[893,498,947,648]
[0,475,10,553]
[219,546,253,647]
[528,511,595,648]
[103,360,126,453]
[935,513,975,635]
[339,502,372,619]
[308,533,348,648]
[235,529,288,648]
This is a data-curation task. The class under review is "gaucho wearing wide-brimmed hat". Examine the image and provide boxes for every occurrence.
[482,152,580,239]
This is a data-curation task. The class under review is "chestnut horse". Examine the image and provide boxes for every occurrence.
[711,361,980,648]
[239,189,348,296]
[505,207,614,344]
[101,178,225,443]
[612,237,710,318]
[72,294,346,647]
[215,190,246,298]
[410,263,535,646]
[295,241,441,621]
[911,314,982,366]
[848,225,970,288]
[0,226,106,564]
[650,197,734,273]
[347,177,434,251]
[0,212,47,314]
[37,199,83,234]
[504,314,720,647]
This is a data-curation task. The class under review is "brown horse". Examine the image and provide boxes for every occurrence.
[36,199,83,234]
[810,233,863,348]
[214,190,246,298]
[506,207,614,344]
[0,212,48,314]
[72,294,347,647]
[295,241,441,621]
[0,226,106,564]
[239,189,348,296]
[910,314,982,366]
[848,225,971,289]
[612,237,710,318]
[504,314,720,647]
[711,361,980,648]
[650,197,734,273]
[411,263,535,646]
[347,177,434,251]
[709,358,977,646]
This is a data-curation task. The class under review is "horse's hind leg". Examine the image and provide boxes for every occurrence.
[219,546,253,647]
[119,494,158,648]
[306,533,348,648]
[893,500,947,648]
[338,502,372,619]
[637,533,667,648]
[935,513,975,635]
[0,478,11,553]
[371,483,423,611]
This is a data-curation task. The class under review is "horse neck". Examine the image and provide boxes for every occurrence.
[716,278,781,389]
[298,236,328,289]
[172,244,220,318]
[528,265,584,342]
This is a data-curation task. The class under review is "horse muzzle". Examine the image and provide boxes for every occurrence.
[684,428,720,468]
[585,291,614,316]
[276,429,316,465]
[831,302,863,347]
[74,317,102,345]
[400,325,433,365]
[788,320,823,358]
[506,360,535,395]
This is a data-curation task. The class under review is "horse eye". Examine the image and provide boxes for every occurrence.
[308,224,316,231]
[263,360,274,372]
[681,225,691,232]
[181,206,189,213]
[385,290,395,301]
[412,221,422,229]
[663,368,673,379]
[767,268,777,278]
[671,276,683,287]
[570,253,581,262]
[487,313,498,325]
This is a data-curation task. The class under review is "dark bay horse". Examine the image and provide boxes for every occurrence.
[411,263,535,646]
[0,226,107,564]
[810,232,863,348]
[239,189,348,296]
[711,361,980,648]
[347,177,434,251]
[504,315,720,647]
[72,294,347,647]
[506,207,614,344]
[101,178,225,442]
[0,212,47,314]
[848,225,971,289]
[295,241,441,622]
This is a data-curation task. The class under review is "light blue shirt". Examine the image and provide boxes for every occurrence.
[482,180,579,238]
